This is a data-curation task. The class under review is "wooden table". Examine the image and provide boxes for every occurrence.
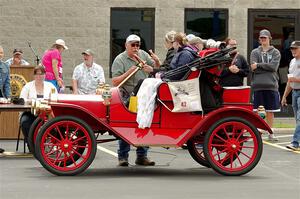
[1,65,34,139]
[0,103,31,139]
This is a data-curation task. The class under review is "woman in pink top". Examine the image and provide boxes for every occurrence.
[42,39,68,92]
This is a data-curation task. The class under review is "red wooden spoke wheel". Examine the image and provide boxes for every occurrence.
[203,117,262,176]
[35,116,96,176]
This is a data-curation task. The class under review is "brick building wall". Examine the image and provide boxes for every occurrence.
[0,0,299,86]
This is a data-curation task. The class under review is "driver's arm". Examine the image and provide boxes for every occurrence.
[112,65,137,87]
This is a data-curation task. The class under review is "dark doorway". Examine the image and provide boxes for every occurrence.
[184,9,228,41]
[110,8,155,77]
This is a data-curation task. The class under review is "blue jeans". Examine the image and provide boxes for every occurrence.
[291,90,300,147]
[118,139,148,160]
[46,80,59,92]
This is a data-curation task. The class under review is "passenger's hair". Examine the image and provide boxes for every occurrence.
[33,65,46,75]
[174,32,188,46]
[224,37,236,45]
[165,31,177,43]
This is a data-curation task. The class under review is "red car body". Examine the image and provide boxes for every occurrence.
[32,48,271,176]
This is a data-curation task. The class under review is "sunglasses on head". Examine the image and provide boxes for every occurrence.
[131,43,140,48]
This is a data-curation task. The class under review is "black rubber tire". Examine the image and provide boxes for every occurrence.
[203,117,262,176]
[187,137,210,168]
[35,116,97,176]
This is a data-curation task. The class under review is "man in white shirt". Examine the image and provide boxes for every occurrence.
[5,49,30,67]
[282,41,300,151]
[72,49,105,94]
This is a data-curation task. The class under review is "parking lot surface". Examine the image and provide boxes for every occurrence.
[0,133,299,199]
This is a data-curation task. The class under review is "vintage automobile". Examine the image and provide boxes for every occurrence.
[29,47,272,176]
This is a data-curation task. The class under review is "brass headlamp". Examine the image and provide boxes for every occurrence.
[102,84,112,106]
[31,99,51,116]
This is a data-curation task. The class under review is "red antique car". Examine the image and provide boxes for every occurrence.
[29,48,272,176]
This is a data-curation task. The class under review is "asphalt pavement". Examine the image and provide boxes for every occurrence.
[0,130,299,199]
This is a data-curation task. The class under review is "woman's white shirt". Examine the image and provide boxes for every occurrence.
[20,80,57,101]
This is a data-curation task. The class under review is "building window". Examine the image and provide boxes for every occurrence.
[110,8,155,76]
[185,9,228,41]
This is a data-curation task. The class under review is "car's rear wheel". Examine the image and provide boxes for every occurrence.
[203,117,262,176]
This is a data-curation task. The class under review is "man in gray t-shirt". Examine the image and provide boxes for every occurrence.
[111,34,160,167]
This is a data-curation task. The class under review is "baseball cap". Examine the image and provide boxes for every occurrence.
[186,34,196,42]
[55,39,68,50]
[126,34,141,43]
[290,41,300,49]
[13,49,23,55]
[82,49,95,56]
[259,29,272,39]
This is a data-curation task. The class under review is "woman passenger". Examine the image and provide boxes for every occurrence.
[166,32,199,80]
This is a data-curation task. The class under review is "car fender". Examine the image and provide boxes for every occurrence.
[49,102,118,134]
[179,106,271,146]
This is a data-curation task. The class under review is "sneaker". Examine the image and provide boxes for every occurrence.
[268,134,279,141]
[135,157,155,166]
[0,148,4,153]
[286,144,300,151]
[118,159,129,167]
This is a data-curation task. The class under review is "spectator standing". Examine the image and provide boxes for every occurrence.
[112,34,158,167]
[72,49,105,95]
[220,38,249,87]
[5,49,30,67]
[250,29,281,141]
[42,39,68,92]
[0,46,10,99]
[0,45,11,153]
[281,41,300,151]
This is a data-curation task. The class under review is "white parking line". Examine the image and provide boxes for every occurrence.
[276,142,291,145]
[97,145,118,157]
[262,135,292,140]
[275,135,293,138]
[263,140,300,154]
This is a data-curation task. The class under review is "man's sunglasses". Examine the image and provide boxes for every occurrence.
[131,43,140,48]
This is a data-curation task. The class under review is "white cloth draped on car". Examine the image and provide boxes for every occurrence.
[136,78,162,129]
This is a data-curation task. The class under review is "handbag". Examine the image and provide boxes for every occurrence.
[168,78,202,112]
